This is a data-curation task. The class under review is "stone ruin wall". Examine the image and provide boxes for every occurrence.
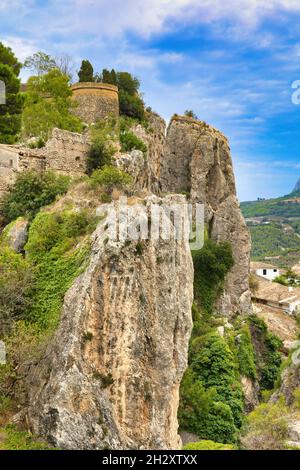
[0,128,90,196]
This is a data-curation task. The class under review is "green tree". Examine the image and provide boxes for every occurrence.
[22,68,83,140]
[0,64,23,144]
[0,42,22,76]
[102,68,117,85]
[24,52,57,75]
[117,72,140,95]
[78,60,94,82]
[0,171,71,223]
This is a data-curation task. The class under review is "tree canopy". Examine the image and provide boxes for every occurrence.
[22,69,83,140]
[78,60,94,82]
[0,43,23,144]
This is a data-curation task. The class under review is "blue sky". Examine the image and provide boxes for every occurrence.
[1,0,300,201]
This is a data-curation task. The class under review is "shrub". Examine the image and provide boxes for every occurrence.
[179,369,237,444]
[184,110,198,120]
[192,240,234,315]
[24,209,96,330]
[120,131,147,154]
[0,248,34,337]
[183,440,235,450]
[86,119,118,174]
[189,332,244,428]
[0,171,71,223]
[237,326,257,380]
[0,425,53,450]
[241,398,289,450]
[90,166,132,194]
[248,315,282,390]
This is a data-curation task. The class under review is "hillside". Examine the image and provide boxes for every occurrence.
[241,188,300,267]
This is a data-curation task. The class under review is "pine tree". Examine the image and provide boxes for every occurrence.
[0,42,22,76]
[78,60,94,82]
[0,43,23,144]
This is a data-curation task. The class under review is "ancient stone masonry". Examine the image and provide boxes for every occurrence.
[0,145,19,194]
[71,82,119,124]
[160,115,252,316]
[0,129,90,196]
[27,195,194,450]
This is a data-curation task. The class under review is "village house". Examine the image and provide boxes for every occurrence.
[252,275,300,315]
[250,261,281,281]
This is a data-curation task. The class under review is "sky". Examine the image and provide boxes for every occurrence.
[1,0,300,201]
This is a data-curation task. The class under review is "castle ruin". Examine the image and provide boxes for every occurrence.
[0,82,119,195]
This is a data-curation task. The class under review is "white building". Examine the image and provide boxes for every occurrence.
[250,262,280,282]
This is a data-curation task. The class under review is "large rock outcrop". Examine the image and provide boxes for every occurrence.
[27,195,194,450]
[160,115,252,316]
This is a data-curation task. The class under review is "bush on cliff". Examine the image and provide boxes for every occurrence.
[179,369,237,444]
[25,209,97,330]
[86,119,118,174]
[0,248,33,337]
[90,165,132,194]
[248,315,282,391]
[241,398,289,450]
[120,131,147,154]
[192,240,234,315]
[0,171,71,223]
[183,440,236,450]
[189,332,244,428]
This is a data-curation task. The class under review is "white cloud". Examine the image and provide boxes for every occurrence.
[2,37,37,61]
[11,0,300,42]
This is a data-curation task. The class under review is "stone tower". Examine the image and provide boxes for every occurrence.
[71,82,119,124]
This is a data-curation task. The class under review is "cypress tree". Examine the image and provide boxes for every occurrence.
[78,60,94,82]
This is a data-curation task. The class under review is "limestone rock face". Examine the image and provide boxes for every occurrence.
[27,195,194,450]
[160,116,252,316]
[114,150,147,190]
[271,361,300,406]
[131,112,166,193]
[3,217,28,253]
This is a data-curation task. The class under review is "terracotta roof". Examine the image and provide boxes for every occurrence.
[250,261,279,270]
[252,275,300,305]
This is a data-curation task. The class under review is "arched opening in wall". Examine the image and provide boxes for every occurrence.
[75,156,80,162]
[9,160,13,168]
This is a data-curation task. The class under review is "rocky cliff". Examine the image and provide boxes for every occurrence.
[160,116,252,316]
[16,112,251,449]
[26,195,194,450]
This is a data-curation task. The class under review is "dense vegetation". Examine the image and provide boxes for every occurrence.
[192,240,234,315]
[0,42,23,143]
[0,171,71,224]
[248,222,300,262]
[241,190,300,218]
[241,189,300,267]
[179,237,284,447]
[22,68,83,140]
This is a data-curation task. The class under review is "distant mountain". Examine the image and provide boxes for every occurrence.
[293,178,300,193]
[240,190,300,268]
